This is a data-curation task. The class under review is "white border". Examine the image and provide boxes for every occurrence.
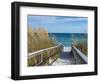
[20,6,94,76]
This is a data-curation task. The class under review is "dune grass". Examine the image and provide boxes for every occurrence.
[28,27,57,53]
[28,27,62,66]
[72,34,87,55]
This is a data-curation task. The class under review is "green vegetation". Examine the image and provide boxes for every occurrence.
[72,34,87,56]
[28,27,57,53]
[28,57,37,66]
[28,27,63,66]
[28,47,62,66]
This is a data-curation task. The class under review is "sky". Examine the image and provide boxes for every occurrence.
[28,15,88,33]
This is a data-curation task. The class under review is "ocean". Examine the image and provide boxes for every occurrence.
[49,33,87,47]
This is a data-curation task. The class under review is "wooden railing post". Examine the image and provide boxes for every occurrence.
[28,43,64,66]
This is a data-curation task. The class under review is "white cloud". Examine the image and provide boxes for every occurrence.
[28,15,87,25]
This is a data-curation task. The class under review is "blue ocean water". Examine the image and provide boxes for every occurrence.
[49,33,87,47]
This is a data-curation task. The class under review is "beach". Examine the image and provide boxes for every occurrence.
[63,47,71,52]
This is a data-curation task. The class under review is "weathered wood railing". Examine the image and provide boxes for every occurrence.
[28,43,63,66]
[71,46,88,64]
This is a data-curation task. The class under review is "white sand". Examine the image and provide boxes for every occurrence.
[63,47,71,52]
[52,58,74,65]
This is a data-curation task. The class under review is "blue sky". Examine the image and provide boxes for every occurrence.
[28,15,88,33]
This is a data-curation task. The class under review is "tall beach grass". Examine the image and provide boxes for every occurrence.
[72,34,87,55]
[28,27,57,53]
[28,27,62,66]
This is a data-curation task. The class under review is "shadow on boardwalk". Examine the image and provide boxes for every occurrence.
[52,52,75,65]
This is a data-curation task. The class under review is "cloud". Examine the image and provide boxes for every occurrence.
[58,17,87,22]
[28,15,87,33]
[28,15,57,24]
[28,15,87,25]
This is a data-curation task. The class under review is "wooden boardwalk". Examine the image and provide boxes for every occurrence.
[28,43,64,66]
[52,52,75,65]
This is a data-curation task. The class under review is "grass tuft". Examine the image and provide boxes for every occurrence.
[28,27,57,53]
[72,34,87,56]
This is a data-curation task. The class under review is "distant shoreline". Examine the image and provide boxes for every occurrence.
[49,33,87,47]
[63,47,71,52]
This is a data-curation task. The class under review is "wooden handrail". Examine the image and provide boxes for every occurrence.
[72,46,87,64]
[28,43,63,59]
[28,43,64,66]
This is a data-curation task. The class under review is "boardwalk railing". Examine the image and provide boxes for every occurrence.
[28,43,63,66]
[71,46,88,64]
